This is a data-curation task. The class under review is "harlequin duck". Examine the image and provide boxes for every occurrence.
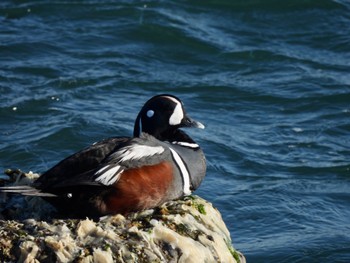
[0,94,206,217]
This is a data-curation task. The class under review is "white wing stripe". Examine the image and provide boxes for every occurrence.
[95,166,122,185]
[95,165,110,174]
[169,147,191,195]
[117,145,164,162]
[94,145,165,186]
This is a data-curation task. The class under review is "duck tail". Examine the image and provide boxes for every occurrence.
[0,186,56,197]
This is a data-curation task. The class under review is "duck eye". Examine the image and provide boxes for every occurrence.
[147,110,154,118]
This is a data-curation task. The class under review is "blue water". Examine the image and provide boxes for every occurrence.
[1,0,350,262]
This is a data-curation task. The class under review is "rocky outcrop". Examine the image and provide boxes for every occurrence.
[0,170,245,263]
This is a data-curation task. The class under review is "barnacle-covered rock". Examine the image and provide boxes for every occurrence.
[0,170,245,263]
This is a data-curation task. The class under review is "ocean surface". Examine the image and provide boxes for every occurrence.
[1,0,350,262]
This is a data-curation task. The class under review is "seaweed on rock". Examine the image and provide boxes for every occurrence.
[0,170,245,263]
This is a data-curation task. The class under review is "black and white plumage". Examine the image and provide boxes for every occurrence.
[0,94,206,217]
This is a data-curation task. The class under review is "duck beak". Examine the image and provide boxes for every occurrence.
[182,115,205,129]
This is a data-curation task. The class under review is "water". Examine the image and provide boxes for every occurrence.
[1,0,350,262]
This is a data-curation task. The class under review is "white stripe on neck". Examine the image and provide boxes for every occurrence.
[139,117,142,136]
[169,147,191,195]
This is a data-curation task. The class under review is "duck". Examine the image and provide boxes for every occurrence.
[0,94,206,217]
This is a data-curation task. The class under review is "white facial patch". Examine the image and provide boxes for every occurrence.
[162,96,184,126]
[147,110,154,118]
[169,101,184,125]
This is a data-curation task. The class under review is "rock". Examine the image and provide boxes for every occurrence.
[0,170,245,263]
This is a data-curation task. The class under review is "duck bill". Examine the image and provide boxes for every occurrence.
[182,116,205,129]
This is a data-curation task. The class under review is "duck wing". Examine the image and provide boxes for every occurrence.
[37,134,171,191]
[34,137,129,189]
